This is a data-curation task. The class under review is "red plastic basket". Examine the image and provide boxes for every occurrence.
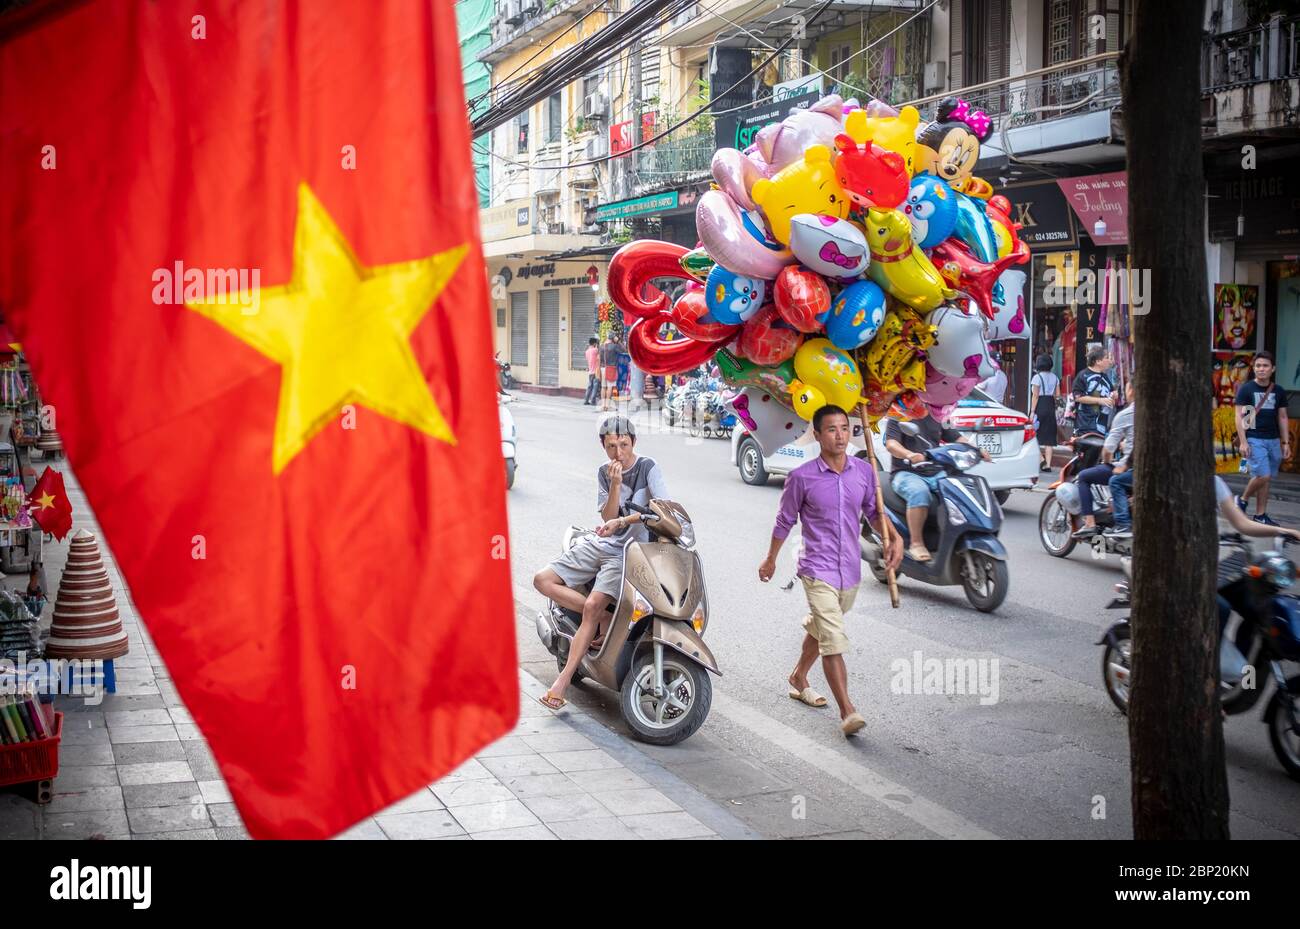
[0,710,63,787]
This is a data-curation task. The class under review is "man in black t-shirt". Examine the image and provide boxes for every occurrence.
[1071,343,1115,436]
[1235,350,1292,526]
[882,415,970,562]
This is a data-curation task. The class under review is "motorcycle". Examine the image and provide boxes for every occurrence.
[534,499,718,745]
[1038,432,1130,559]
[861,433,1010,612]
[1098,535,1300,781]
[499,393,517,489]
[495,351,514,392]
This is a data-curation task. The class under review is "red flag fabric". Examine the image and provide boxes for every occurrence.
[29,467,73,541]
[0,1,517,837]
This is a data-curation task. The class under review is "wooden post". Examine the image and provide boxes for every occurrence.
[857,405,899,608]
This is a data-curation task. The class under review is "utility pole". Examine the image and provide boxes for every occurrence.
[628,32,641,201]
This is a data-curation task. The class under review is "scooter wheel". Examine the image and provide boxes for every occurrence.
[1101,624,1132,715]
[870,560,889,585]
[505,458,516,490]
[1038,494,1077,558]
[620,650,712,746]
[960,551,1008,612]
[1267,675,1300,782]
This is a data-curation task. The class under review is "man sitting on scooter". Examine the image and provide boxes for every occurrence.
[1073,379,1135,540]
[883,413,988,563]
[533,415,668,710]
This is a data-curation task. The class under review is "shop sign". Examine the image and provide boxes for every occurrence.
[713,89,819,152]
[1058,172,1128,245]
[594,191,678,222]
[1207,171,1300,241]
[514,262,555,281]
[479,199,530,243]
[999,179,1077,248]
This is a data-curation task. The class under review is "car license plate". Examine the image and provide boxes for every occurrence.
[977,433,1002,456]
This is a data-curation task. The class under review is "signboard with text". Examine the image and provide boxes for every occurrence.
[594,191,679,222]
[713,89,819,153]
[1058,172,1128,245]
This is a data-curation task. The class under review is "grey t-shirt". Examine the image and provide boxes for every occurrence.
[595,456,668,552]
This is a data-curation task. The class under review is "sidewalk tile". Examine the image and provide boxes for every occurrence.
[206,803,245,828]
[590,788,680,816]
[60,725,110,746]
[127,804,211,834]
[108,724,178,744]
[440,758,494,782]
[471,825,557,840]
[511,715,574,735]
[449,799,542,834]
[54,765,120,788]
[152,828,217,840]
[42,808,130,840]
[214,826,249,841]
[432,779,515,808]
[46,786,124,814]
[480,754,560,779]
[197,780,232,804]
[498,773,587,798]
[548,817,639,840]
[112,741,186,765]
[474,736,533,758]
[122,782,202,809]
[335,819,387,840]
[59,745,115,767]
[540,749,622,773]
[565,768,651,793]
[117,762,196,787]
[379,788,445,816]
[375,811,465,839]
[175,723,204,741]
[105,709,174,728]
[519,793,612,824]
[620,811,713,840]
[519,732,596,754]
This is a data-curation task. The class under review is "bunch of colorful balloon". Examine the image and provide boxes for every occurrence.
[606,94,1030,450]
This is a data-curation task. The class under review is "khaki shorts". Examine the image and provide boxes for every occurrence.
[799,575,858,656]
[549,538,623,600]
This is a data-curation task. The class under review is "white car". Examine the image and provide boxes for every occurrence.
[730,388,1040,502]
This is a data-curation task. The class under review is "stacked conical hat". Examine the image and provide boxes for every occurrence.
[36,428,63,452]
[43,529,128,660]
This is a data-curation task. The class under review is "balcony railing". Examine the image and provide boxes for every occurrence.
[1202,14,1300,93]
[631,131,714,193]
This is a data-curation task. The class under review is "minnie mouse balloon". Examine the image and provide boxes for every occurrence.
[824,280,887,350]
[704,265,767,325]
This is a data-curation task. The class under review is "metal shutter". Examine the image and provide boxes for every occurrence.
[949,0,964,90]
[510,291,529,367]
[539,288,560,386]
[570,287,596,370]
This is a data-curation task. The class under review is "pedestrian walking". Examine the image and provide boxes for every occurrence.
[583,337,600,405]
[758,405,902,736]
[1235,350,1291,526]
[1030,354,1060,472]
[599,335,619,411]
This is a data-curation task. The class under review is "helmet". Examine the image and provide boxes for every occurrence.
[598,415,636,439]
[1054,482,1082,515]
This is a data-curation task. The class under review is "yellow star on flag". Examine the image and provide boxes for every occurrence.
[34,491,55,510]
[187,183,467,474]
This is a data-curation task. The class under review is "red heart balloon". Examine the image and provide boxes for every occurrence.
[672,289,742,343]
[773,265,831,333]
[608,240,690,320]
[737,304,801,367]
[628,315,727,375]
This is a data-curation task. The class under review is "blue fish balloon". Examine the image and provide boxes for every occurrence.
[904,174,959,250]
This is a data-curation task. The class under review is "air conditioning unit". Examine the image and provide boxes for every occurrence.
[503,0,524,25]
[581,223,602,234]
[521,1,542,17]
[924,61,947,93]
[583,93,608,120]
[585,136,607,160]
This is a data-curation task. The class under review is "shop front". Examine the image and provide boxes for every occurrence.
[480,200,607,394]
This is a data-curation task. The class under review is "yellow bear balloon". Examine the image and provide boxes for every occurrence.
[845,105,920,177]
[863,207,956,313]
[789,337,863,419]
[750,145,850,245]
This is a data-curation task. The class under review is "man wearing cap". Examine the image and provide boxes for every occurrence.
[534,415,668,709]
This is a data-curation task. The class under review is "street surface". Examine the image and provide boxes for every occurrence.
[506,392,1300,840]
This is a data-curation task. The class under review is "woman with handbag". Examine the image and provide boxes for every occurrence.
[1030,354,1060,472]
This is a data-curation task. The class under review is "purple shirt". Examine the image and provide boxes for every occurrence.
[773,455,878,590]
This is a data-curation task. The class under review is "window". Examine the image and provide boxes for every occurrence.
[546,93,562,144]
[516,110,529,154]
[829,44,853,82]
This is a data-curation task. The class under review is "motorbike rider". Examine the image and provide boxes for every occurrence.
[1074,379,1136,540]
[882,412,989,562]
[533,415,668,709]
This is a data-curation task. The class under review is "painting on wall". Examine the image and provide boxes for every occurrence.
[1212,283,1260,352]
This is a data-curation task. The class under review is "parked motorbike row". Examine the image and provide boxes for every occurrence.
[663,373,736,439]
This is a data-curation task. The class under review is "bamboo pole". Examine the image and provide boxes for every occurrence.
[857,405,899,609]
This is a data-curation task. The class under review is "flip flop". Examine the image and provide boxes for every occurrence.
[538,693,566,711]
[840,713,866,736]
[907,545,932,563]
[788,686,829,708]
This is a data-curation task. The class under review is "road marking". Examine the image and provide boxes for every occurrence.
[710,692,1000,840]
[514,582,997,840]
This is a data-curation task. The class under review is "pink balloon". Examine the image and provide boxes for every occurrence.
[695,189,794,281]
[753,95,846,174]
[711,148,767,211]
[917,361,980,421]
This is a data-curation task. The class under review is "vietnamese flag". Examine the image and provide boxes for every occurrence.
[0,1,517,837]
[30,467,73,541]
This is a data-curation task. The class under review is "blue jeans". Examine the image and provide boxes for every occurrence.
[583,374,599,404]
[1077,463,1114,517]
[893,471,942,508]
[1108,468,1133,528]
[1246,437,1282,479]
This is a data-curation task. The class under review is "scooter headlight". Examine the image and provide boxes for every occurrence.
[629,590,653,628]
[1249,553,1296,591]
[946,502,967,526]
[949,448,979,471]
[677,518,695,549]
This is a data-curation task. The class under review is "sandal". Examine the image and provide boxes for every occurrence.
[788,686,829,708]
[907,544,932,563]
[538,692,566,711]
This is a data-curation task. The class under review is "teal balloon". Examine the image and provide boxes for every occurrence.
[953,191,998,262]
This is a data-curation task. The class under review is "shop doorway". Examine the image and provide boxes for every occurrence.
[538,288,560,387]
